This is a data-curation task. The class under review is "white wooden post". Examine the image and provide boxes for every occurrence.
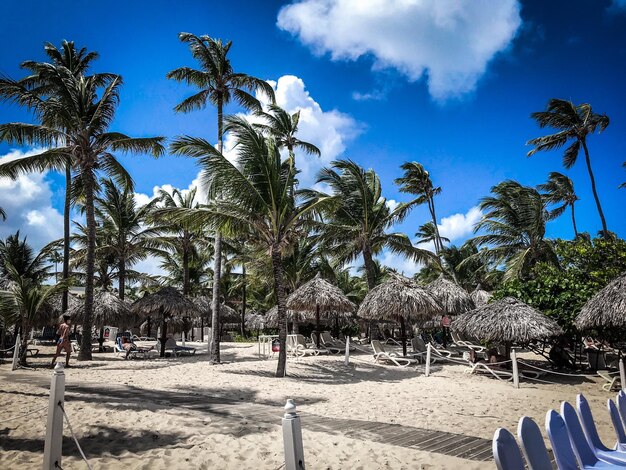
[425,342,431,377]
[43,363,65,470]
[511,348,519,389]
[344,337,350,366]
[619,357,626,392]
[181,331,186,347]
[11,333,20,371]
[282,399,305,470]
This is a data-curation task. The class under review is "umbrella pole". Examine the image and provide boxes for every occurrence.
[400,317,407,357]
[98,327,104,353]
[334,315,339,338]
[146,316,151,338]
[160,319,167,358]
[316,304,321,348]
[200,317,204,342]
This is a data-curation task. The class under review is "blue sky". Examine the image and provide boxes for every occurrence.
[1,0,625,274]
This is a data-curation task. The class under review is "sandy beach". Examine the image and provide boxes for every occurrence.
[0,342,619,469]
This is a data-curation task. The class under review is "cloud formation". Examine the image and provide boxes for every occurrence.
[0,149,64,250]
[278,0,522,100]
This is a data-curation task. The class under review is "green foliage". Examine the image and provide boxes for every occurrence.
[494,235,626,330]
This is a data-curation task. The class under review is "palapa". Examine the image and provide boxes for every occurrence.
[576,272,626,330]
[358,274,442,356]
[131,287,199,357]
[470,284,493,307]
[452,297,562,357]
[427,276,474,314]
[65,290,131,328]
[286,273,355,346]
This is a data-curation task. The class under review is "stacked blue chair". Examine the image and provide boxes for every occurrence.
[493,428,525,470]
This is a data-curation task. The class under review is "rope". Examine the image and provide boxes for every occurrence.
[517,360,619,378]
[1,405,48,423]
[59,403,93,470]
[0,345,15,352]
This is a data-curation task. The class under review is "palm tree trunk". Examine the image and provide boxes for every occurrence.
[182,236,190,296]
[118,258,126,301]
[581,139,608,235]
[160,314,167,358]
[362,243,376,290]
[271,246,287,377]
[18,315,30,366]
[399,317,407,357]
[78,169,96,361]
[61,162,71,312]
[428,197,442,254]
[240,264,246,337]
[570,203,578,238]
[209,98,224,363]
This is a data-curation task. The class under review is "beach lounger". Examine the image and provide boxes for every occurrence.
[577,394,626,458]
[492,427,525,470]
[617,391,626,429]
[371,340,417,367]
[158,338,196,356]
[115,337,154,359]
[598,370,620,392]
[608,399,626,452]
[451,331,485,352]
[311,332,344,354]
[321,331,354,351]
[517,417,552,470]
[407,337,437,364]
[288,334,322,357]
[545,410,615,469]
[465,361,514,381]
[562,399,626,465]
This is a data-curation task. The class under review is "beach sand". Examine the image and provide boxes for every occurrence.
[0,341,619,469]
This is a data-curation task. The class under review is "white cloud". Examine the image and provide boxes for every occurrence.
[385,199,399,212]
[278,0,522,100]
[378,205,483,275]
[0,149,64,250]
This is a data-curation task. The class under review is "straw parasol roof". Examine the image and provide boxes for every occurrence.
[193,296,239,324]
[576,273,626,330]
[65,290,132,328]
[245,312,265,330]
[264,305,299,328]
[427,276,474,314]
[452,297,562,344]
[470,284,493,307]
[286,274,355,316]
[131,287,199,329]
[358,274,442,322]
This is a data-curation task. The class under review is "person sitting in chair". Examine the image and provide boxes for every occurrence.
[121,336,137,360]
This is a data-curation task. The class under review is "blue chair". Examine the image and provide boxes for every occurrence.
[545,409,616,469]
[578,394,626,458]
[493,427,525,470]
[608,399,626,452]
[562,400,626,466]
[617,391,626,430]
[517,416,552,470]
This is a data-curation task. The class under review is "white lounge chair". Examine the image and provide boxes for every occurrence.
[465,361,514,381]
[597,370,620,391]
[371,340,417,367]
[451,331,485,352]
[288,334,322,357]
[311,332,344,354]
[408,337,436,364]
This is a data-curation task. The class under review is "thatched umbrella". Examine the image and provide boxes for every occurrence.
[471,284,493,307]
[427,276,474,314]
[452,297,562,358]
[286,274,355,347]
[358,274,442,356]
[131,287,199,357]
[264,305,299,329]
[66,290,131,351]
[576,273,626,330]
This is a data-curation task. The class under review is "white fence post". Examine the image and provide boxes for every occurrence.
[425,343,431,377]
[619,357,626,392]
[282,399,305,470]
[511,349,519,389]
[182,331,186,347]
[43,363,65,470]
[11,333,20,371]
[344,337,350,366]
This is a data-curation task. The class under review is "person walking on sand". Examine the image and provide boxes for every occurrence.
[52,315,72,368]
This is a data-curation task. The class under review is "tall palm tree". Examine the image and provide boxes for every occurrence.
[537,172,580,237]
[527,99,610,234]
[253,104,320,169]
[170,118,328,377]
[395,162,444,254]
[620,162,625,189]
[94,179,166,300]
[466,180,557,280]
[0,40,111,313]
[167,32,275,364]
[306,159,435,290]
[415,221,450,247]
[0,70,164,360]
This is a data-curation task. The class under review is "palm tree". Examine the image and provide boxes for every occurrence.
[415,221,450,247]
[167,32,275,364]
[170,118,328,377]
[253,104,320,169]
[528,99,610,234]
[620,162,625,189]
[0,40,112,313]
[0,69,165,360]
[466,180,557,280]
[0,208,6,221]
[395,162,444,254]
[306,159,435,290]
[537,172,580,237]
